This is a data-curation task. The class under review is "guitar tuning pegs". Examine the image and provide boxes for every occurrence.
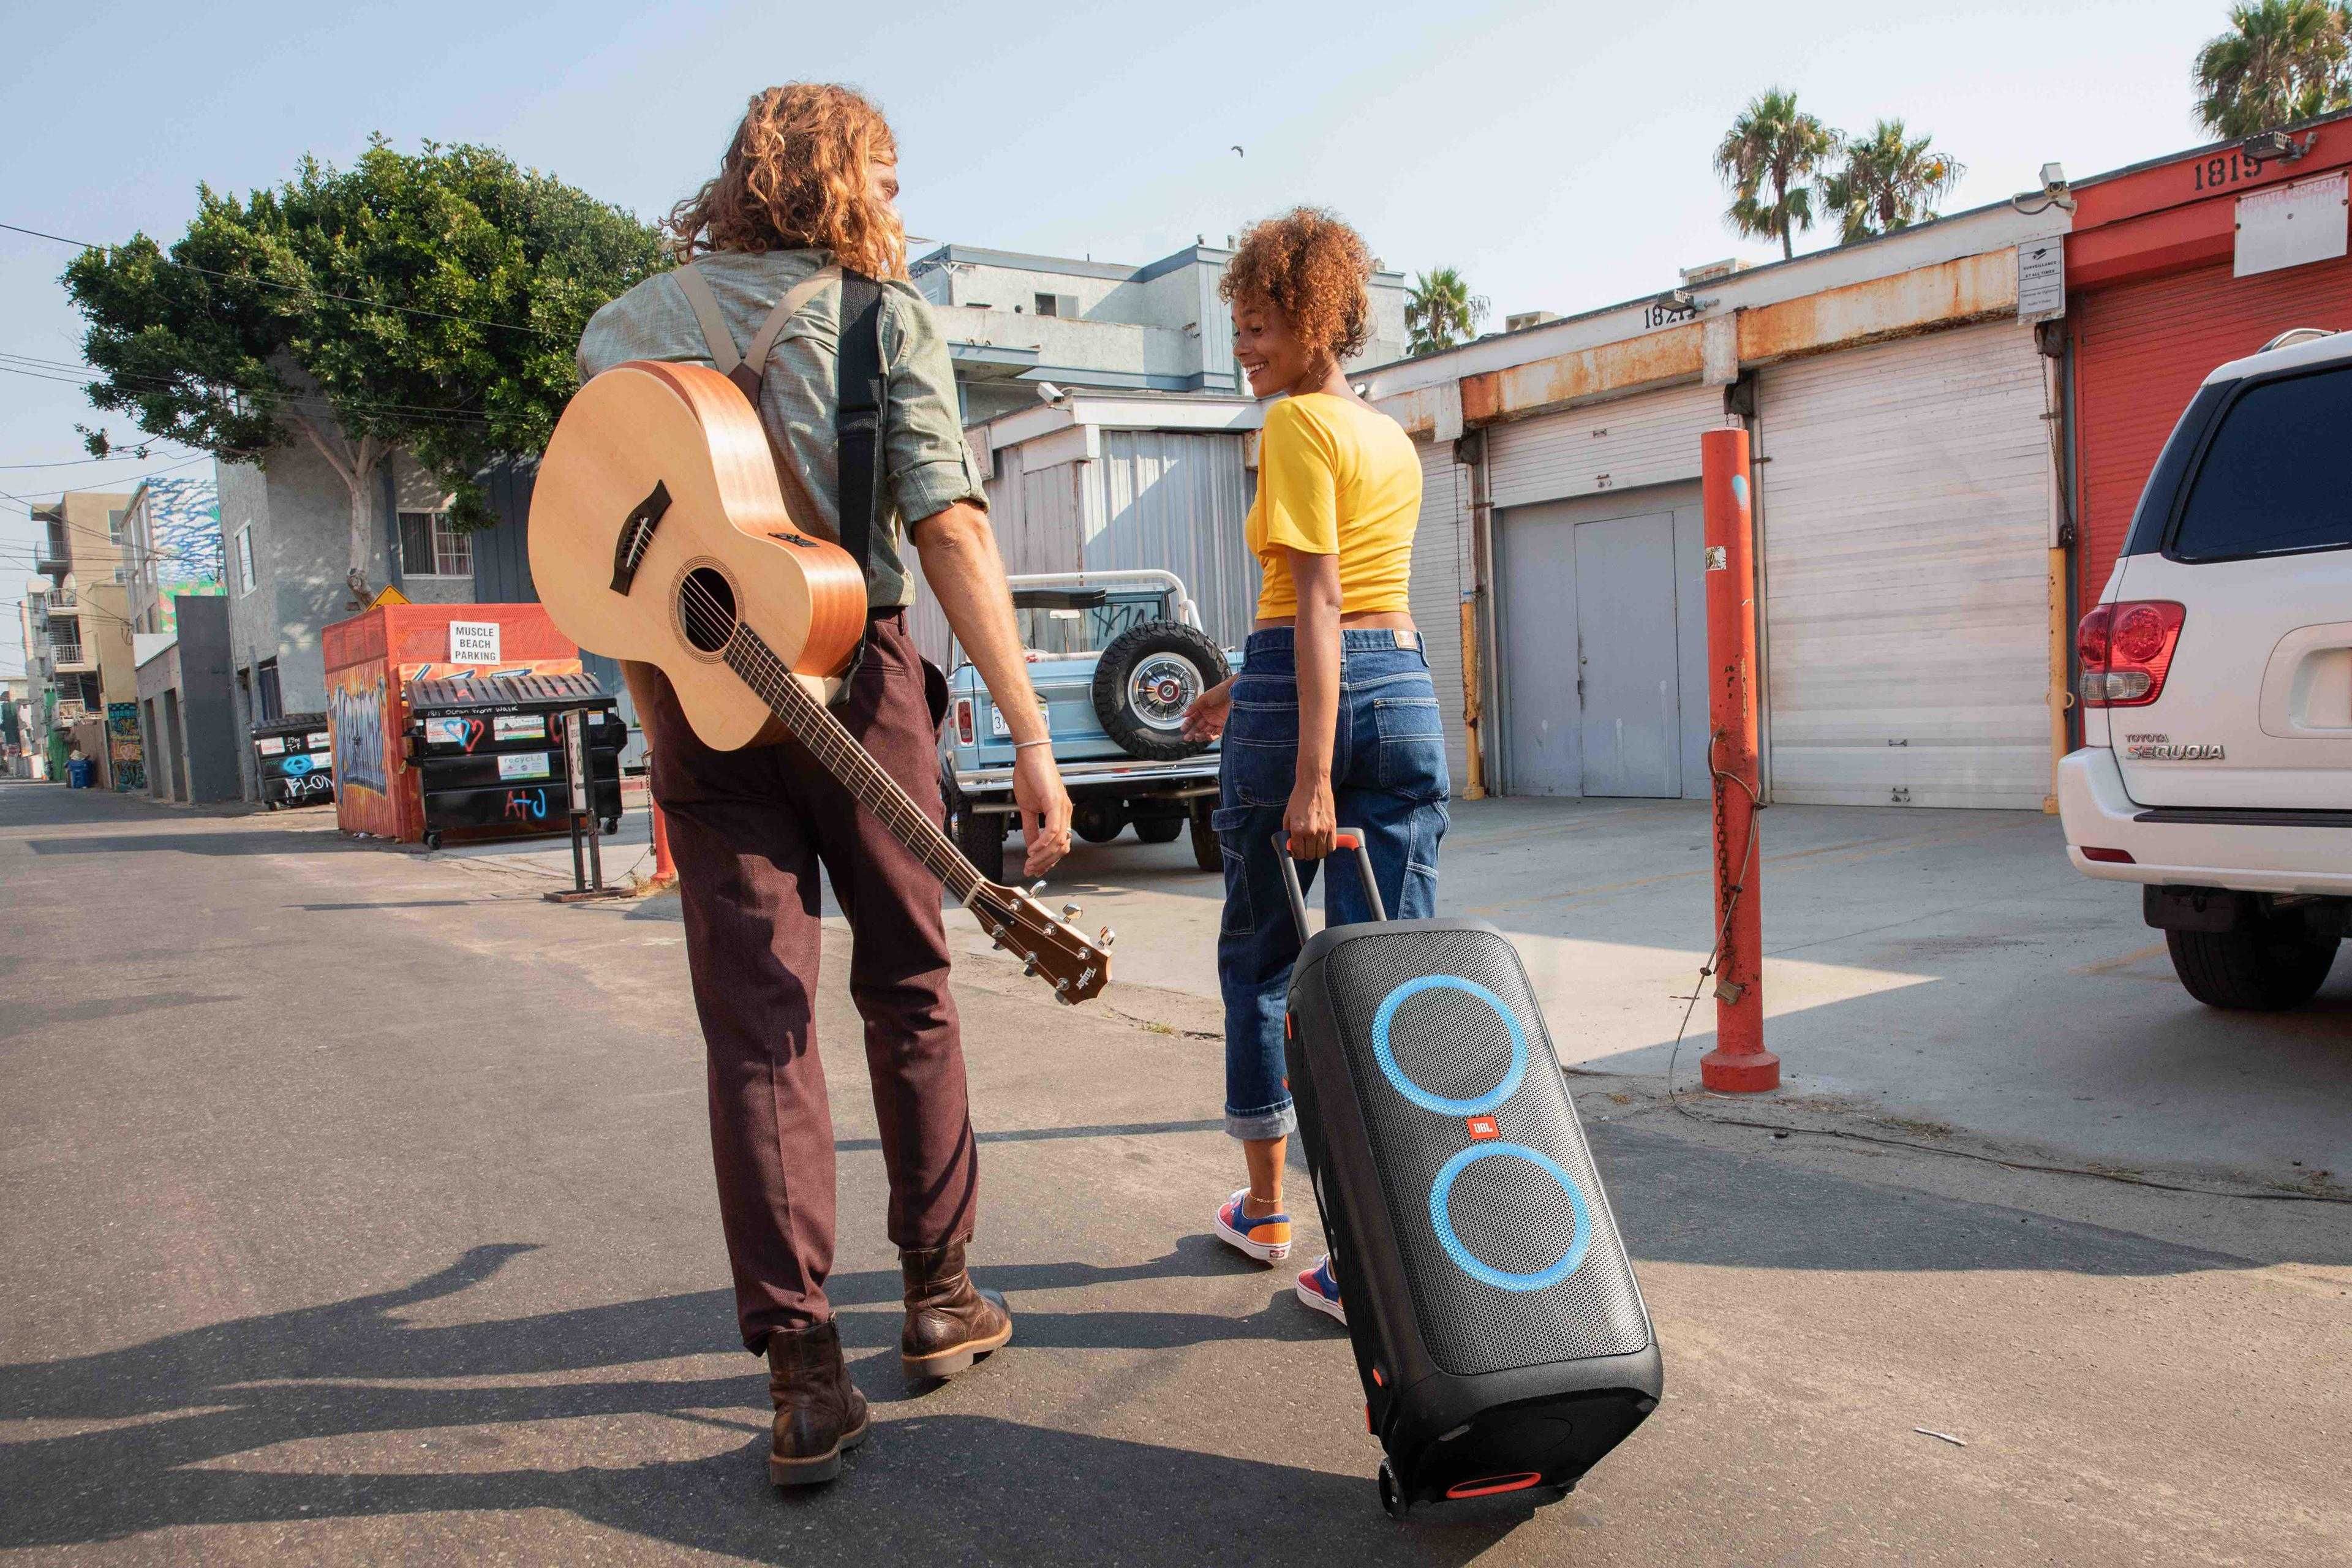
[1061,902,1082,921]
[1028,880,1047,899]
[1098,926,1117,949]
[1022,956,1039,977]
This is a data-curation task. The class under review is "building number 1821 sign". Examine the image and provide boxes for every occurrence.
[449,620,502,665]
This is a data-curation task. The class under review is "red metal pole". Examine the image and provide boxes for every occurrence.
[647,797,679,892]
[1698,428,1779,1093]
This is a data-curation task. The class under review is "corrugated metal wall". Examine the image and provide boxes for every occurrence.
[1408,438,1472,785]
[1096,431,1257,647]
[1486,382,1724,510]
[1758,321,2052,809]
[910,429,1257,666]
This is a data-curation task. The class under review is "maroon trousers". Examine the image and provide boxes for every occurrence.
[640,614,977,1352]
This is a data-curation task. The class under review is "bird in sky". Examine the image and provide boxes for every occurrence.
[1231,145,1244,157]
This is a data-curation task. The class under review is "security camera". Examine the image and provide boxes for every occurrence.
[1035,382,1071,409]
[2241,130,2310,164]
[2039,162,2068,193]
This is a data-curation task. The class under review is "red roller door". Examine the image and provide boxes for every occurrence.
[2073,256,2352,599]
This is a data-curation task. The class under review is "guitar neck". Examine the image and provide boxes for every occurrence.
[722,629,986,904]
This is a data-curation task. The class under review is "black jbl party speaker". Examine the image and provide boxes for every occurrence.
[1278,836,1662,1520]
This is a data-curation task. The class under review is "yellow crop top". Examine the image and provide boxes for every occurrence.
[1247,393,1422,620]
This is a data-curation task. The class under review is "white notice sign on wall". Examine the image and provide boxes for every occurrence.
[2016,237,2065,320]
[449,620,502,664]
[2237,172,2349,277]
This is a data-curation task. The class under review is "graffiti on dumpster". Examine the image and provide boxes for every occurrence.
[331,679,389,795]
[502,787,551,821]
[107,703,146,793]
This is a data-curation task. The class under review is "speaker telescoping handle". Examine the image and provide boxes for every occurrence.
[1272,829,1387,943]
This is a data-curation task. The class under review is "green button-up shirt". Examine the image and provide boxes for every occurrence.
[576,247,986,609]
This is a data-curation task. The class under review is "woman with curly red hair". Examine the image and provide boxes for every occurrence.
[578,84,1073,1487]
[1182,208,1449,1325]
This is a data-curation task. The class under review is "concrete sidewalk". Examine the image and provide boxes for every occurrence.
[2,782,2346,1566]
[970,796,2352,1193]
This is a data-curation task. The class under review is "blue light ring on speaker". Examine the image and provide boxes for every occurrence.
[1370,974,1526,1117]
[1429,1143,1591,1292]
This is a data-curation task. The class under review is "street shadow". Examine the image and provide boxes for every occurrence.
[0,990,241,1040]
[24,830,347,858]
[0,1245,1510,1564]
[1589,1121,2324,1272]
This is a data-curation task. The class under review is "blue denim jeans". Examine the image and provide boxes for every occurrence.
[1213,628,1450,1139]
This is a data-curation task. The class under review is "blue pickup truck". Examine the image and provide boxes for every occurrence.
[940,570,1237,883]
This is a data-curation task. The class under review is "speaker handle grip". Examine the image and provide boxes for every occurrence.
[1270,829,1387,944]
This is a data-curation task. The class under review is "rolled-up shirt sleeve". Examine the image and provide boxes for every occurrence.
[881,284,990,525]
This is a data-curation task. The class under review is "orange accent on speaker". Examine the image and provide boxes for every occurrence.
[1466,1114,1500,1141]
[1446,1472,1544,1499]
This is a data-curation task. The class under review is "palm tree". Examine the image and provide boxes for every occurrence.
[1821,120,1967,244]
[1714,88,1839,261]
[1405,268,1490,355]
[2193,0,2351,137]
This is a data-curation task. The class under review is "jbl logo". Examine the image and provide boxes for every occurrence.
[1466,1115,1499,1141]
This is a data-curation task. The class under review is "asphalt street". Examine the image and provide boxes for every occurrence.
[2,780,2346,1566]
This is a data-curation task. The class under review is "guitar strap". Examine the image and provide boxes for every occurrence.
[674,258,891,703]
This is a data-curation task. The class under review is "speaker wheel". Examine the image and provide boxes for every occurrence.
[1378,1460,1409,1521]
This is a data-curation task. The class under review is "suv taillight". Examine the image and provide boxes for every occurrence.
[954,698,976,746]
[2077,600,2186,708]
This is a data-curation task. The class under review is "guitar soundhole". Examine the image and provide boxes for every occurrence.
[677,567,738,654]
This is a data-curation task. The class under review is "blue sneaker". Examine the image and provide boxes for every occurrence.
[1213,1189,1292,1264]
[1295,1256,1346,1325]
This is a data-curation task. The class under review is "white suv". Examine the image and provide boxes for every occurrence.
[2059,327,2351,1010]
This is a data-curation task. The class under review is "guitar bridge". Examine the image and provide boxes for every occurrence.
[609,480,673,595]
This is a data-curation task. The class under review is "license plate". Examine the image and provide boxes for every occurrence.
[989,699,1051,739]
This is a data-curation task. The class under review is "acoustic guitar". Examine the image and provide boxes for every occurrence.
[530,360,1111,1005]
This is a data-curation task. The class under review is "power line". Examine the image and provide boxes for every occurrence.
[0,219,560,338]
[0,353,502,429]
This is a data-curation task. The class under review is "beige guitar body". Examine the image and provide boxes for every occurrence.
[529,360,867,749]
[529,358,1113,1005]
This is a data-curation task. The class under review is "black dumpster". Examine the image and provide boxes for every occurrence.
[252,712,336,809]
[404,671,625,850]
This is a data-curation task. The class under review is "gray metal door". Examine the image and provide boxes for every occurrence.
[1499,510,1584,796]
[1574,513,1682,797]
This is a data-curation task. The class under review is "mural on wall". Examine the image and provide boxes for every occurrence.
[105,703,145,793]
[330,678,389,795]
[140,478,225,631]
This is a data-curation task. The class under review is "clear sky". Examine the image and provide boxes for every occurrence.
[0,0,2245,679]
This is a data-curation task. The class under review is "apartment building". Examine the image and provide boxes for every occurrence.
[28,490,137,782]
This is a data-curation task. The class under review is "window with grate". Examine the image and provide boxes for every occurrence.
[399,511,472,577]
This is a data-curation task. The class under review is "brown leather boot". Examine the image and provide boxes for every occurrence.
[764,1318,869,1487]
[899,1240,1014,1381]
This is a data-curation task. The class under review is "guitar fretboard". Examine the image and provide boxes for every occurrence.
[722,628,985,904]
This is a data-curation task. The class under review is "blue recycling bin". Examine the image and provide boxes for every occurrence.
[66,758,94,788]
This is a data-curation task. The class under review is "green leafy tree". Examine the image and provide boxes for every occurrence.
[2193,0,2351,137]
[1821,119,1967,244]
[1405,267,1490,355]
[66,138,666,592]
[1714,88,1839,261]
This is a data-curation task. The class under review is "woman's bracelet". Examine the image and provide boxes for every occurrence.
[1012,737,1054,752]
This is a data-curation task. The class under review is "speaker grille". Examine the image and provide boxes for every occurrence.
[1317,928,1650,1377]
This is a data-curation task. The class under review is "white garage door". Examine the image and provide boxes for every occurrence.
[1487,381,1725,509]
[1409,437,1473,786]
[1758,322,2053,809]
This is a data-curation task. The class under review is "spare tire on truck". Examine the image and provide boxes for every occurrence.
[1091,621,1229,761]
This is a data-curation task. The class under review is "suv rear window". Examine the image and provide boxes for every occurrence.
[2170,364,2352,561]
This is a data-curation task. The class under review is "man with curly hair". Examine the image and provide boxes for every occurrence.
[1182,207,1450,1327]
[576,84,1073,1487]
